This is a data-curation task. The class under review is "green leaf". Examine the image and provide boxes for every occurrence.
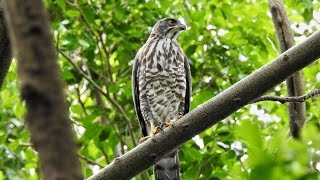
[70,104,83,115]
[62,70,75,81]
[302,8,313,22]
[185,45,197,56]
[79,39,90,48]
[66,10,80,17]
[235,120,264,149]
[191,91,214,109]
[56,0,66,11]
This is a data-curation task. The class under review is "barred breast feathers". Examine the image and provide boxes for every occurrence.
[137,37,187,127]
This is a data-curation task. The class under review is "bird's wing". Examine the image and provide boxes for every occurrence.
[184,56,192,114]
[132,53,148,137]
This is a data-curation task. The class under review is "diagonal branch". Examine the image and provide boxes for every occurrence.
[252,88,320,103]
[78,153,104,168]
[58,49,138,146]
[88,30,320,179]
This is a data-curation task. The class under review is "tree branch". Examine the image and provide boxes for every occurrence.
[78,153,104,168]
[252,88,320,103]
[269,0,306,138]
[88,30,320,179]
[74,0,115,84]
[58,49,138,146]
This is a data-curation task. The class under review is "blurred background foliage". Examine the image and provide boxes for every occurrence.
[1,0,320,179]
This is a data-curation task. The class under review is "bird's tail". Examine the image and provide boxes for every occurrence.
[154,148,180,180]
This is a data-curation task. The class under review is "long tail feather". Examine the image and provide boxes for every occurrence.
[154,149,180,180]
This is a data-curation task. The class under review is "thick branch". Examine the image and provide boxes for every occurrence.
[252,88,320,103]
[88,30,320,179]
[269,0,306,138]
[3,1,82,179]
[0,1,12,88]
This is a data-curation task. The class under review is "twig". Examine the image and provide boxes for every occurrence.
[97,31,114,83]
[75,86,88,116]
[74,0,114,84]
[78,153,104,168]
[251,88,320,103]
[57,49,128,151]
[19,142,33,147]
[99,147,110,164]
[69,117,82,126]
[58,49,138,146]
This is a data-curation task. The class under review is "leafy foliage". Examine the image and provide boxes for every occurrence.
[1,0,320,179]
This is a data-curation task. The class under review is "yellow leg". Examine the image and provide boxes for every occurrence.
[139,119,178,142]
[139,123,163,142]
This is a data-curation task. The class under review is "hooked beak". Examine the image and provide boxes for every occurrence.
[178,24,186,30]
[173,23,186,31]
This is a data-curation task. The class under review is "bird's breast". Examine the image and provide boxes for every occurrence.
[138,38,187,124]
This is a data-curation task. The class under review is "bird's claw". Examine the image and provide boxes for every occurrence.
[139,120,178,142]
[139,126,163,142]
[139,136,150,142]
[160,120,175,128]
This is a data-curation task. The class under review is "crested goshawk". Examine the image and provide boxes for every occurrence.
[132,18,191,180]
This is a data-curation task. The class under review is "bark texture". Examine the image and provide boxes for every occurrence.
[89,31,320,180]
[269,0,306,138]
[3,1,83,179]
[0,1,12,88]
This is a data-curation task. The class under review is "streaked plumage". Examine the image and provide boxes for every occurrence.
[132,18,191,180]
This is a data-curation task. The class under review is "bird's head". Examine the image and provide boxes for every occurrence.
[150,17,186,39]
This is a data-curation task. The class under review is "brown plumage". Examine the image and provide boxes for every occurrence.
[132,17,191,180]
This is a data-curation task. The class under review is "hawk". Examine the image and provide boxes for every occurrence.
[132,18,191,180]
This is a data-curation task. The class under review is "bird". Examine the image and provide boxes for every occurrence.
[132,17,191,180]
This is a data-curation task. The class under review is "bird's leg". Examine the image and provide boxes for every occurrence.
[139,121,163,142]
[151,126,162,135]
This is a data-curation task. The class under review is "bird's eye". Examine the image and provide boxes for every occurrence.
[168,19,175,26]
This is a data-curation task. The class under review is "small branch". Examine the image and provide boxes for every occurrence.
[97,31,114,83]
[75,86,88,116]
[56,48,130,151]
[74,0,114,84]
[58,49,138,146]
[78,153,104,168]
[251,88,320,103]
[69,117,82,126]
[19,142,33,147]
[99,147,110,164]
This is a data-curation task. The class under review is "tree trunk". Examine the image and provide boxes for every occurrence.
[3,0,83,179]
[0,1,12,88]
[269,0,306,138]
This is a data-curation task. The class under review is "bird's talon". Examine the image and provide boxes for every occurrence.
[161,120,175,128]
[160,123,166,129]
[139,136,150,142]
[158,126,164,131]
[150,126,163,136]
